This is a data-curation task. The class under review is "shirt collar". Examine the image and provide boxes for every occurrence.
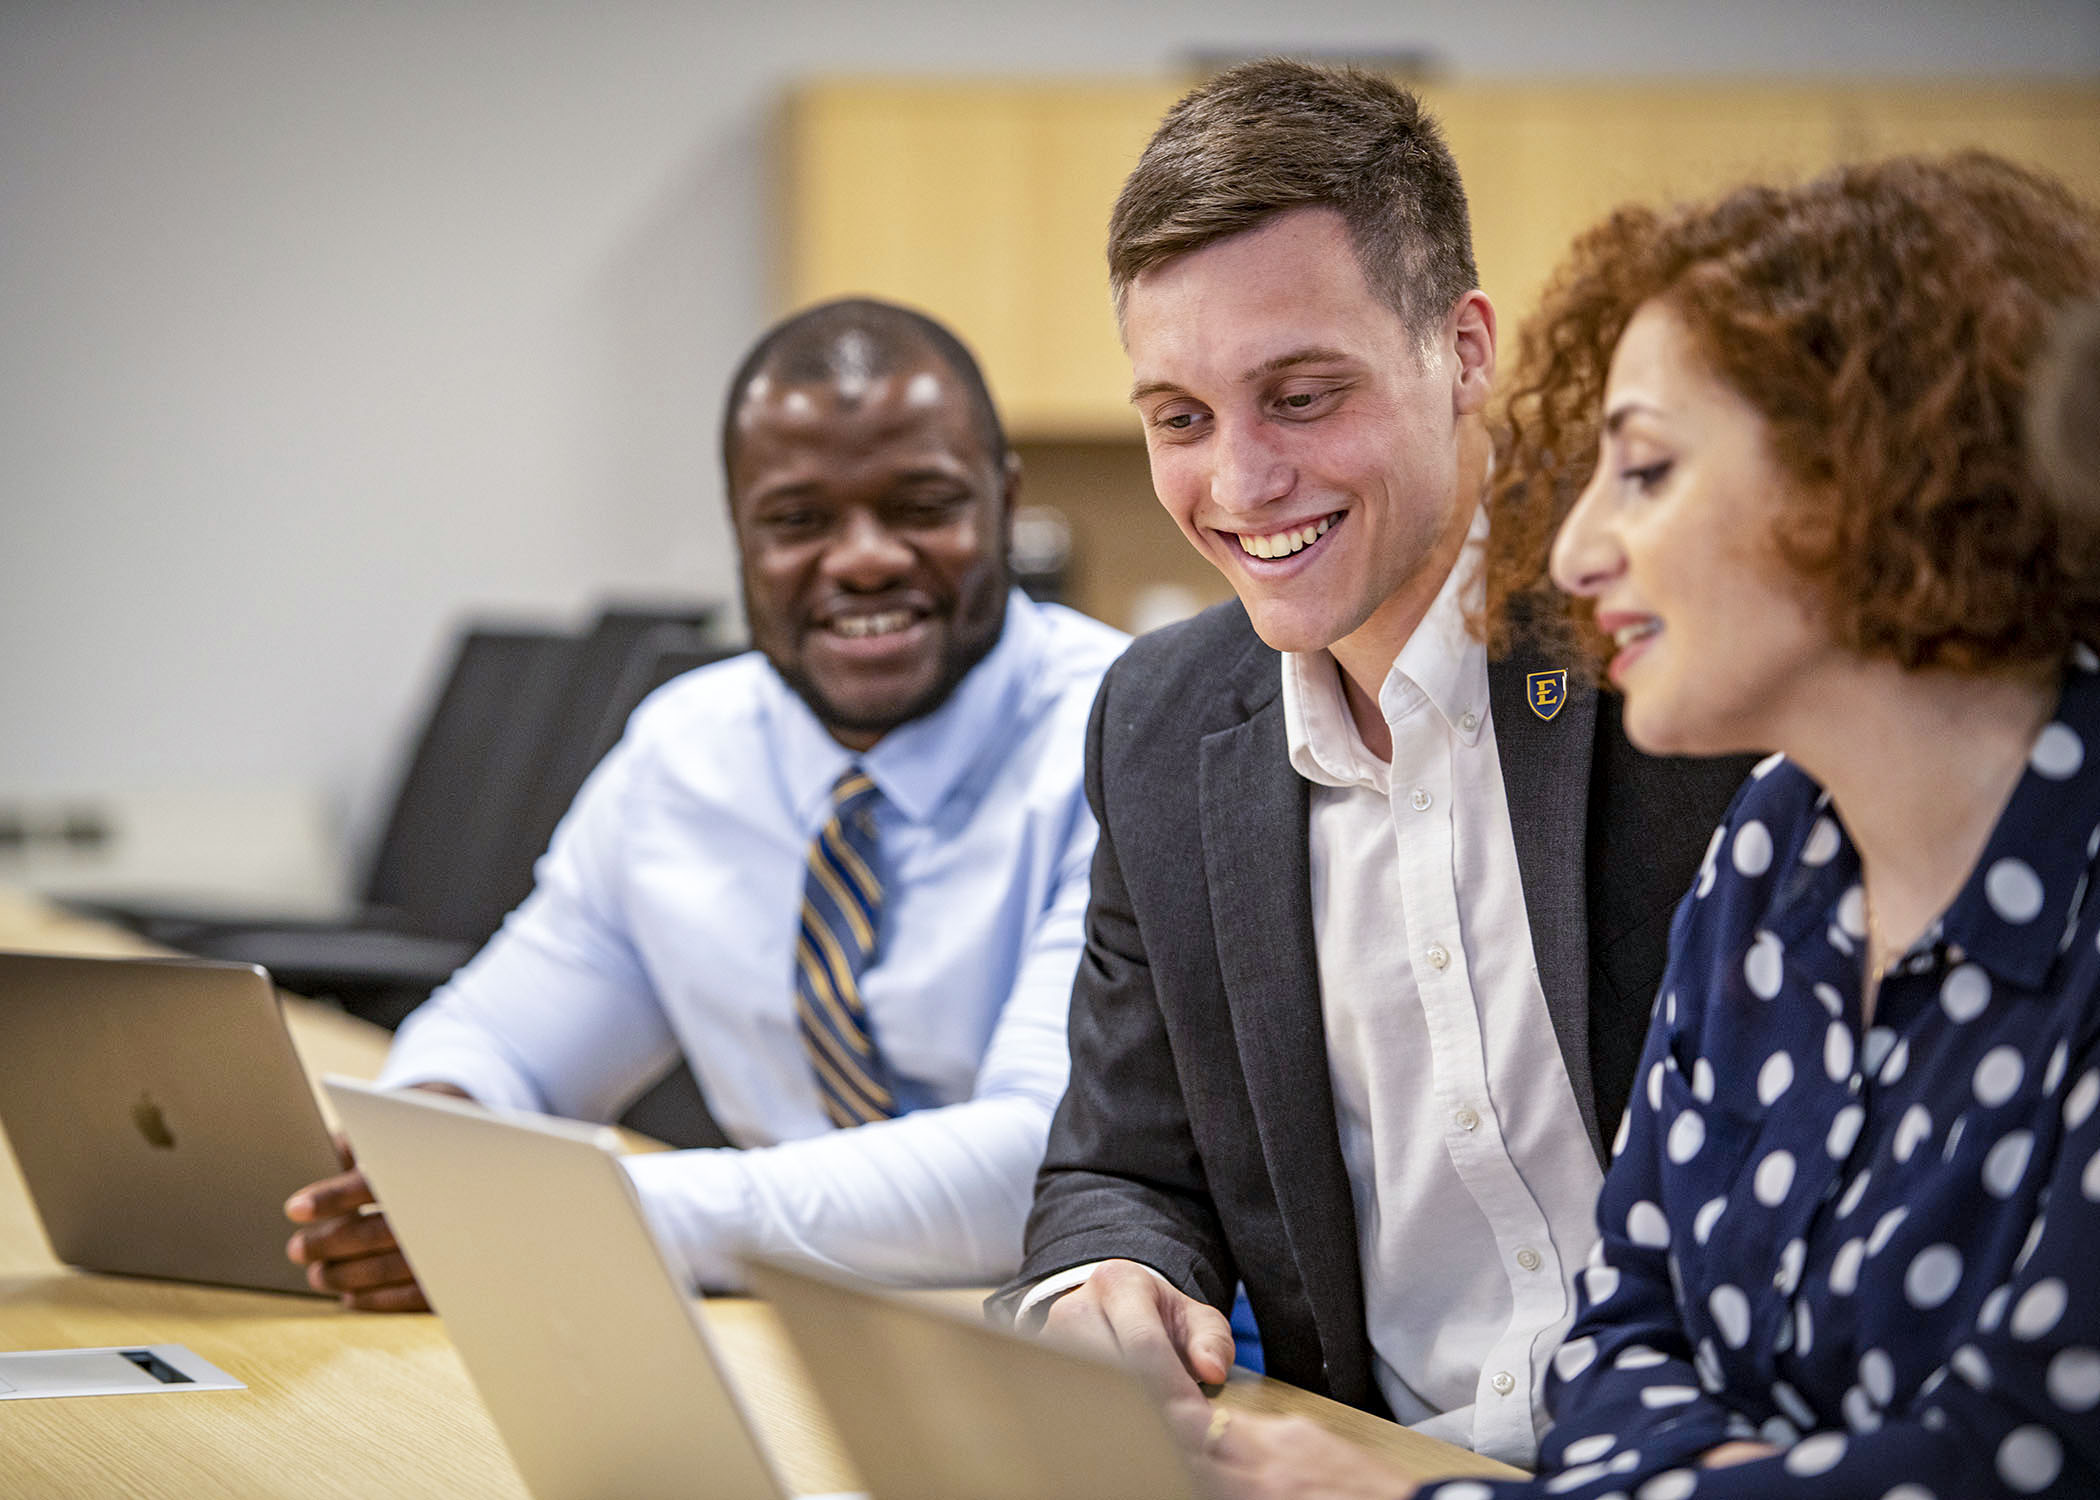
[1938,659,2100,988]
[1769,657,2100,993]
[1281,510,1490,792]
[767,589,1045,829]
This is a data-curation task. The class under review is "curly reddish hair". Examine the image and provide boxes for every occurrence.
[1479,152,2100,673]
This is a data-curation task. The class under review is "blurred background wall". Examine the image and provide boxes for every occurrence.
[4,0,2097,909]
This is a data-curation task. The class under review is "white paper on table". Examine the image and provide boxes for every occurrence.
[0,1344,243,1400]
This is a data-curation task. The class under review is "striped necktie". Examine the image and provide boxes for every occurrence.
[795,768,899,1127]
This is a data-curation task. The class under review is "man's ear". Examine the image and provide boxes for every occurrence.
[1449,289,1497,418]
[1000,449,1024,537]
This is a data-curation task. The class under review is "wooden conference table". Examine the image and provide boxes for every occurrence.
[0,888,1520,1497]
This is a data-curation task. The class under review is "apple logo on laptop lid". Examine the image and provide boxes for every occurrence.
[131,1092,176,1151]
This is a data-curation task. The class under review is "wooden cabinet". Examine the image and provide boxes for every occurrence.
[781,76,2100,444]
[781,81,1182,440]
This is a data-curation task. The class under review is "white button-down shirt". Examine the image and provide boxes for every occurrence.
[1283,538,1603,1467]
[380,593,1127,1293]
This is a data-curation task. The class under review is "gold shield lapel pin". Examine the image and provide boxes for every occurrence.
[1527,669,1569,722]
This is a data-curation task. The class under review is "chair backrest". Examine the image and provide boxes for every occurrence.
[484,608,727,927]
[582,622,739,773]
[359,627,583,941]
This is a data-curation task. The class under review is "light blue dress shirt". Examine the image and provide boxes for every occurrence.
[380,592,1127,1291]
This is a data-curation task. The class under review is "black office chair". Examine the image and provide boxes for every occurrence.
[182,606,726,1027]
[480,607,721,929]
[107,627,587,1025]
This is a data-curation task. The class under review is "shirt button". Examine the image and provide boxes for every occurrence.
[1410,786,1432,812]
[1454,1106,1480,1132]
[1516,1247,1542,1272]
[1426,944,1450,970]
[1460,710,1479,733]
[1491,1371,1516,1396]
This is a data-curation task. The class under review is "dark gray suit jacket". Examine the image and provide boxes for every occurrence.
[993,600,1752,1416]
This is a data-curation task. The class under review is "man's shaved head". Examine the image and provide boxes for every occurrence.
[720,298,1007,487]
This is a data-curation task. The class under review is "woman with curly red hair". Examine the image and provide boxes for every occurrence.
[1200,154,2100,1500]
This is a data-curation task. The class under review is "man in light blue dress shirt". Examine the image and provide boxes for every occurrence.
[283,299,1127,1306]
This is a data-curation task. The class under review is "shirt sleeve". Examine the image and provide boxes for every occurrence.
[1420,1037,2100,1500]
[619,790,1095,1293]
[379,746,683,1119]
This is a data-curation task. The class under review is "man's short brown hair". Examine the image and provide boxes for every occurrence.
[1107,59,1478,335]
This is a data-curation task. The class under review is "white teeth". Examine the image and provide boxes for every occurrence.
[831,610,914,639]
[1238,514,1335,561]
[1613,620,1662,648]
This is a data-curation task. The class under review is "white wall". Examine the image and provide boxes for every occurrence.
[4,0,2096,901]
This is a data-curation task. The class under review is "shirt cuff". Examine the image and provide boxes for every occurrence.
[375,1047,544,1114]
[619,1147,757,1293]
[1011,1260,1175,1331]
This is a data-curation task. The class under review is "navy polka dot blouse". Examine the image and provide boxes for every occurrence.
[1427,661,2100,1500]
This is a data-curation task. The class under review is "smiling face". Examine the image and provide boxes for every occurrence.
[1550,299,1839,757]
[729,355,1012,748]
[1122,207,1494,677]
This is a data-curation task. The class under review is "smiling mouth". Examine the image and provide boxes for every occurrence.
[1234,513,1340,561]
[1612,618,1662,650]
[814,605,923,638]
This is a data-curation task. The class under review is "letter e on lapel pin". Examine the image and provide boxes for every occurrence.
[1527,669,1569,722]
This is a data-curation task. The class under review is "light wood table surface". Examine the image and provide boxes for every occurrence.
[0,887,1519,1495]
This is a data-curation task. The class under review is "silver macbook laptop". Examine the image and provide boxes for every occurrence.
[0,951,341,1295]
[745,1255,1197,1500]
[324,1077,856,1500]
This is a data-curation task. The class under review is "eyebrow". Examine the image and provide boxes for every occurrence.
[1602,401,1662,435]
[1128,346,1361,406]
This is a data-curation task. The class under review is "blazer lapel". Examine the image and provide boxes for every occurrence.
[1488,645,1604,1150]
[1198,641,1370,1393]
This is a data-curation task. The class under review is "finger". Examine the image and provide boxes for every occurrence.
[286,1208,401,1266]
[330,1131,355,1171]
[339,1278,431,1314]
[1173,1294,1238,1385]
[307,1247,416,1295]
[1096,1272,1207,1406]
[285,1167,375,1223]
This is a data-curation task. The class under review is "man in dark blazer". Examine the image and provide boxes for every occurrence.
[991,61,1751,1468]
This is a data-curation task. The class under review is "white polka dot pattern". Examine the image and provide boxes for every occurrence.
[2012,1279,2069,1340]
[1904,1245,1963,1309]
[1745,931,1785,999]
[1708,1284,1750,1348]
[1752,1150,1795,1206]
[1757,1050,1794,1105]
[1626,1201,1669,1249]
[1553,1335,1597,1381]
[1827,1104,1866,1159]
[1733,820,1773,876]
[1529,709,2100,1500]
[1982,1130,2034,1198]
[1784,1431,1848,1475]
[1996,1426,2063,1492]
[1634,1472,1695,1500]
[1974,1046,2025,1107]
[1940,964,1991,1022]
[1985,858,2045,924]
[2033,722,2085,779]
[2048,1347,2100,1410]
[1664,1110,1705,1165]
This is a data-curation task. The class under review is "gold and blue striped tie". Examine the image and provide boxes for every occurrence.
[795,768,898,1127]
